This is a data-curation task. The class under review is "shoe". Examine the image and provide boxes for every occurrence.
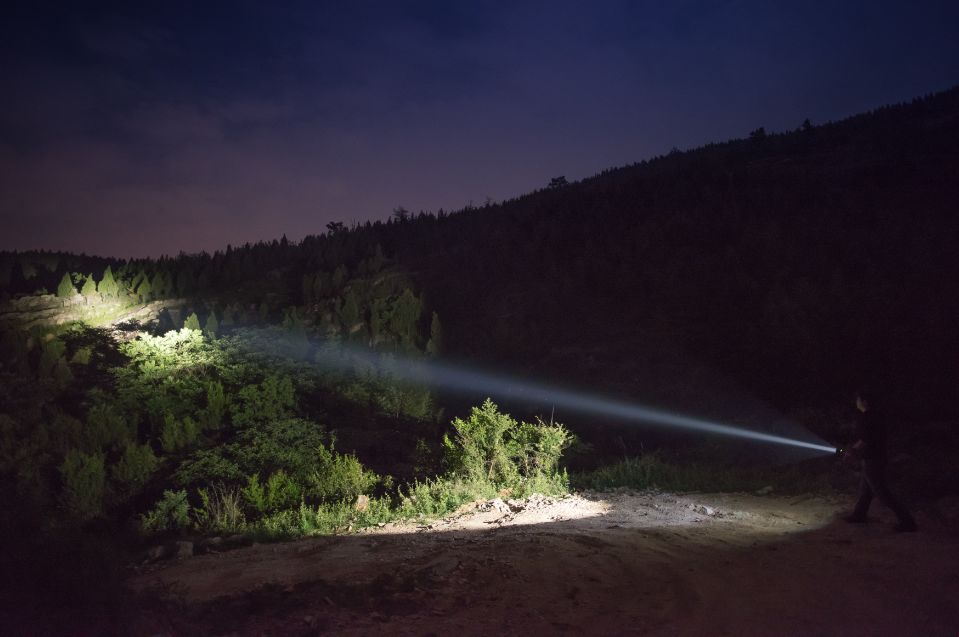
[843,514,868,524]
[894,520,917,533]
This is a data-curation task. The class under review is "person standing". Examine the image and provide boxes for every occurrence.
[844,389,917,532]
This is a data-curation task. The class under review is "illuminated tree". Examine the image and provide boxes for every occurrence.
[99,265,118,298]
[184,312,201,331]
[80,273,97,296]
[56,272,76,298]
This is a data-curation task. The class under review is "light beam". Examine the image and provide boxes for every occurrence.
[308,342,836,455]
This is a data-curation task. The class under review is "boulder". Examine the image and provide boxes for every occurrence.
[174,541,194,558]
[355,494,370,512]
[146,544,171,562]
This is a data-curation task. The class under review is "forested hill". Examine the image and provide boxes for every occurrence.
[4,85,959,417]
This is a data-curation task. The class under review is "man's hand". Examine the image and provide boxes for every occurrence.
[841,442,863,467]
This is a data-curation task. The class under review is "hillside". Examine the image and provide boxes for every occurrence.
[2,86,959,634]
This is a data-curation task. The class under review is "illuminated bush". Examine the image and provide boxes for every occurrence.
[141,489,190,532]
[307,449,378,502]
[443,399,571,494]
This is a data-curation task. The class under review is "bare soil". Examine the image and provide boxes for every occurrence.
[129,490,959,636]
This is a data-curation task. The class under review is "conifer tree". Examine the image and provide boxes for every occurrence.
[204,311,219,338]
[99,265,118,298]
[136,275,152,302]
[80,273,97,296]
[339,291,360,332]
[56,272,76,298]
[426,311,443,356]
[332,264,348,290]
[184,312,201,331]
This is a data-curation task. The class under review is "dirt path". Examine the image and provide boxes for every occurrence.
[130,491,959,636]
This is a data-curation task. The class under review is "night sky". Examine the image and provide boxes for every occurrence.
[2,1,957,258]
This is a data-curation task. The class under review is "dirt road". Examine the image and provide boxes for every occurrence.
[130,490,959,636]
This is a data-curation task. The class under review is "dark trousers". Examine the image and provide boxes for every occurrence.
[852,459,915,525]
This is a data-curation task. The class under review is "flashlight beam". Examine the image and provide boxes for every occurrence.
[309,342,836,454]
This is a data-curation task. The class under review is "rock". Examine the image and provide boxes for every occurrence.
[174,541,194,558]
[755,486,774,496]
[207,536,223,546]
[355,494,370,512]
[224,534,247,546]
[506,499,526,512]
[146,544,171,562]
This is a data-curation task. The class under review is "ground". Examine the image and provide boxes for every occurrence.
[130,491,959,636]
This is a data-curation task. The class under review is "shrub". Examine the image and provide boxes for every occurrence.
[200,381,227,431]
[444,399,518,487]
[60,450,106,521]
[111,442,158,497]
[141,489,191,533]
[160,413,198,453]
[266,469,301,512]
[194,485,245,534]
[308,447,378,502]
[231,375,295,428]
[85,402,133,451]
[441,399,571,496]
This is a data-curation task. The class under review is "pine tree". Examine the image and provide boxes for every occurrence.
[184,312,201,331]
[99,265,118,298]
[80,273,97,296]
[339,291,360,332]
[204,311,219,338]
[56,272,76,298]
[136,275,152,302]
[426,311,443,356]
[332,264,348,290]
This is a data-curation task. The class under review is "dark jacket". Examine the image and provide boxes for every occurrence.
[856,409,888,464]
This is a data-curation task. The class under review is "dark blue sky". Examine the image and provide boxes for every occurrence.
[2,0,957,257]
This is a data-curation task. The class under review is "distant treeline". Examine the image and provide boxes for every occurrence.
[4,86,958,415]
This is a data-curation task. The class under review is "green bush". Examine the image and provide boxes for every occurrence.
[141,489,191,532]
[111,442,158,497]
[308,447,378,502]
[444,399,571,493]
[60,450,106,521]
[231,374,295,428]
[160,413,198,453]
[85,402,133,451]
[266,469,301,511]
